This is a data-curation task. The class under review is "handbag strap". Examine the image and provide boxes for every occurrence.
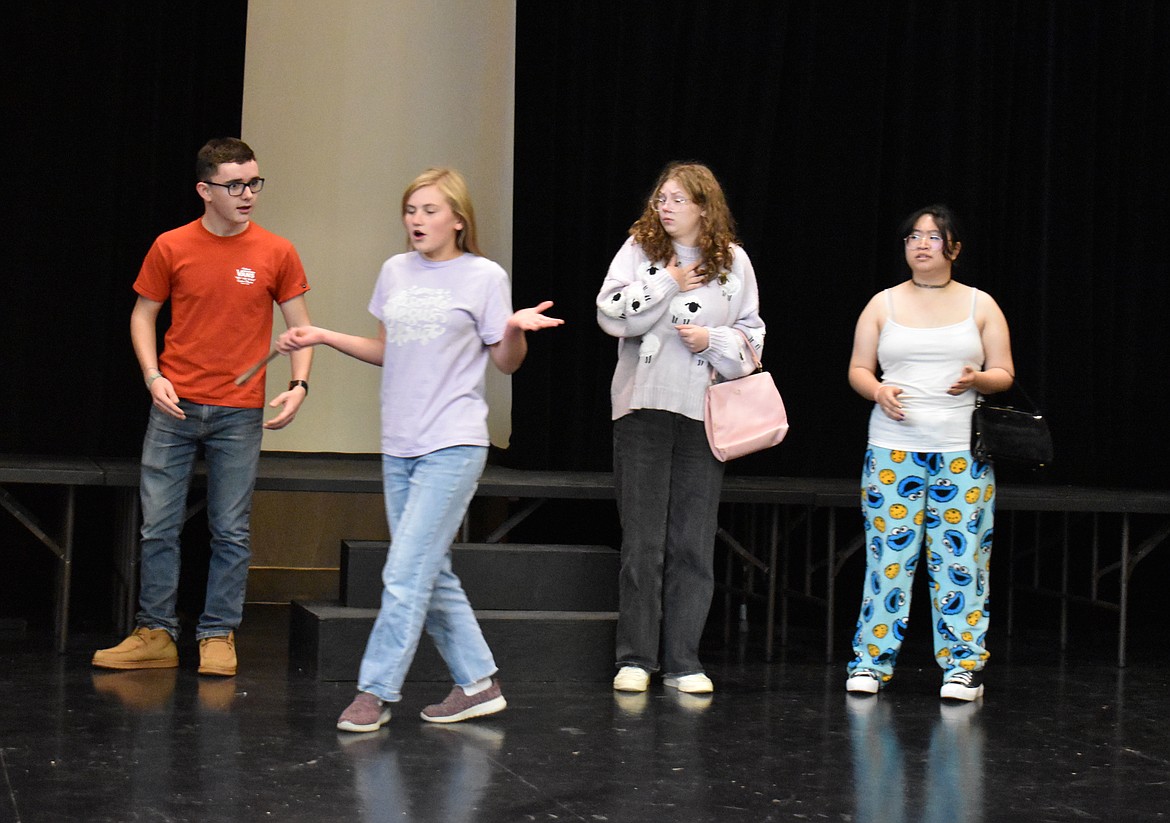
[709,328,762,384]
[978,379,1043,414]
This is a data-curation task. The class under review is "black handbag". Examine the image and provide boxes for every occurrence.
[971,384,1053,468]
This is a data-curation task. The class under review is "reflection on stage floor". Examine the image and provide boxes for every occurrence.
[2,605,1166,822]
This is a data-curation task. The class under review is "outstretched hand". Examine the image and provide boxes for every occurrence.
[509,301,565,332]
[276,325,326,353]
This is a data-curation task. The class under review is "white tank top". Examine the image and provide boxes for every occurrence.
[867,288,986,451]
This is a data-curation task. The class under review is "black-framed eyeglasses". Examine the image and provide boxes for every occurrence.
[203,178,265,196]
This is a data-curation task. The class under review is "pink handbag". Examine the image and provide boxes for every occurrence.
[703,330,789,462]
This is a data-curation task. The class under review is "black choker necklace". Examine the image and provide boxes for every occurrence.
[912,279,951,289]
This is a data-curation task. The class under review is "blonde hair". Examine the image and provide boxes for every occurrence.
[400,167,482,256]
[629,162,739,282]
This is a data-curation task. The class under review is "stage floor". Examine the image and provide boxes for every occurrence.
[2,605,1167,822]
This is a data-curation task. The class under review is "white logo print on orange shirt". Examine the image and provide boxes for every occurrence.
[235,267,256,285]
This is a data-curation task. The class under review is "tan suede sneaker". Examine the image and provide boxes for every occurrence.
[92,627,178,670]
[198,632,237,677]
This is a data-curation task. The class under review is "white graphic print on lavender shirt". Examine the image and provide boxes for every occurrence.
[383,286,452,346]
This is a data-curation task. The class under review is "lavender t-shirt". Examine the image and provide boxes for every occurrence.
[368,251,512,457]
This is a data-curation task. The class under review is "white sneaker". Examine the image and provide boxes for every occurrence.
[613,666,650,692]
[846,670,881,694]
[663,672,714,693]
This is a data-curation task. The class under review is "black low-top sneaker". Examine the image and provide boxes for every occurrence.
[940,669,985,701]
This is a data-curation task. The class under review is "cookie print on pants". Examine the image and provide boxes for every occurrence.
[848,448,995,683]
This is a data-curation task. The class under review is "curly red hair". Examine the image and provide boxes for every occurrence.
[629,162,739,283]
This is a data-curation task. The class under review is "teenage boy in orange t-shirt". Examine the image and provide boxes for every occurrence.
[93,138,313,677]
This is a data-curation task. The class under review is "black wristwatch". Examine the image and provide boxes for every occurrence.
[289,380,309,396]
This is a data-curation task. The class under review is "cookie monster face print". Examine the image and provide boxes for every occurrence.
[980,530,994,555]
[970,458,992,479]
[898,476,925,501]
[927,548,944,573]
[942,529,967,557]
[940,590,965,615]
[849,447,995,683]
[937,618,960,643]
[892,617,909,641]
[904,551,920,575]
[966,508,985,534]
[951,645,975,661]
[928,478,958,503]
[912,452,944,475]
[886,526,916,551]
[948,564,973,587]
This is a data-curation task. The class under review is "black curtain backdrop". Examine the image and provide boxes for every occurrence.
[508,1,1170,489]
[5,2,248,460]
[5,2,1169,492]
[3,2,248,628]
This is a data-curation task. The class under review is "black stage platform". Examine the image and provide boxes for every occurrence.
[2,604,1167,822]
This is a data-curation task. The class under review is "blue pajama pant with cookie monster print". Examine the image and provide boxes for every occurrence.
[847,446,995,685]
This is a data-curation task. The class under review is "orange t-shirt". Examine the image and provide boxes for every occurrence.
[134,219,310,408]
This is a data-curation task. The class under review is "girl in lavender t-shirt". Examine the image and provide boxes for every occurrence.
[278,168,562,732]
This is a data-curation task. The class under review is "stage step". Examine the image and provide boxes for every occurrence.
[290,540,621,682]
[289,600,617,682]
[340,540,619,611]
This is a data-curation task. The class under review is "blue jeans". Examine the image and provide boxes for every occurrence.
[136,401,263,641]
[358,446,496,703]
[613,410,724,676]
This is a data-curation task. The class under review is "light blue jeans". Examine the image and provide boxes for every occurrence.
[358,446,496,702]
[137,401,263,641]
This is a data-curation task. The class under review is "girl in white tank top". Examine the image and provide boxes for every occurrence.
[867,287,985,452]
[844,205,1015,703]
